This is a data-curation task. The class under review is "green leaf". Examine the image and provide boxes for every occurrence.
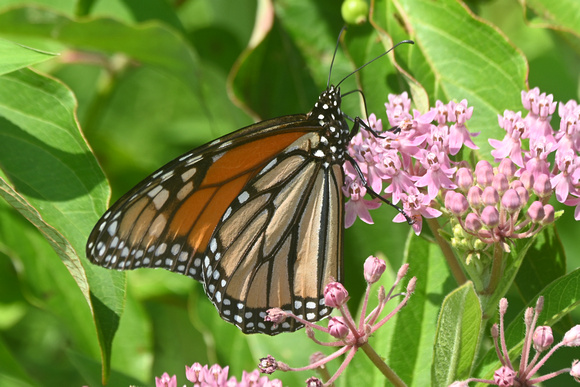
[514,226,566,303]
[432,282,482,386]
[0,68,124,382]
[523,0,580,36]
[379,0,528,159]
[0,39,57,76]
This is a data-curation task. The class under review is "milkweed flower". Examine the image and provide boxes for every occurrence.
[155,363,282,387]
[261,257,415,386]
[449,297,580,386]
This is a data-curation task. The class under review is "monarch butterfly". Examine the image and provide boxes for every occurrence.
[86,35,413,335]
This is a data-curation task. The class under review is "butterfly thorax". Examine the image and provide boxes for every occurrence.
[308,85,351,166]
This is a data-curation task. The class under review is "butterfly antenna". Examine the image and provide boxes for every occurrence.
[328,26,349,88]
[336,39,414,88]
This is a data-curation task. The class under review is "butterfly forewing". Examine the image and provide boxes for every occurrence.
[86,86,350,335]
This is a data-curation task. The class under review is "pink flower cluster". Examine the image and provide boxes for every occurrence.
[155,363,282,387]
[261,257,416,386]
[450,297,580,386]
[343,87,580,238]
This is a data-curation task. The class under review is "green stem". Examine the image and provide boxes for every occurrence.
[426,218,467,285]
[361,343,406,387]
[483,242,503,296]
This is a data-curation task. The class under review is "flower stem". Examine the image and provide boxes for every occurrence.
[361,343,406,387]
[426,218,467,285]
[483,241,503,295]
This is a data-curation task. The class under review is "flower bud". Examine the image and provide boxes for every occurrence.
[520,169,534,190]
[498,158,516,178]
[467,186,483,209]
[306,377,323,387]
[456,167,474,191]
[482,186,499,206]
[527,201,545,223]
[494,366,516,386]
[501,189,521,214]
[542,204,555,224]
[364,256,386,284]
[265,308,288,325]
[324,282,349,307]
[328,316,349,339]
[259,355,278,374]
[533,326,554,351]
[515,186,529,204]
[481,206,500,228]
[447,191,469,216]
[492,173,510,194]
[464,213,482,232]
[563,325,580,347]
[475,160,494,187]
[533,173,552,198]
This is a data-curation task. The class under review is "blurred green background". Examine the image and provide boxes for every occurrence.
[0,0,579,386]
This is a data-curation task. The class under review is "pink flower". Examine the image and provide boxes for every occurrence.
[414,145,457,199]
[342,176,381,228]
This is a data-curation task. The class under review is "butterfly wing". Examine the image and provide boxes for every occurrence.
[86,115,319,282]
[202,131,344,334]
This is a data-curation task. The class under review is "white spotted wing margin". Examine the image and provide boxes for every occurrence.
[201,136,345,335]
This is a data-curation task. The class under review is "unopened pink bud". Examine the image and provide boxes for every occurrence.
[563,325,580,347]
[306,377,323,387]
[527,201,545,223]
[456,168,474,191]
[328,316,349,339]
[498,158,517,178]
[447,191,469,216]
[533,173,552,198]
[515,186,529,204]
[364,256,386,284]
[501,189,521,213]
[520,170,534,190]
[481,206,500,228]
[533,326,554,351]
[482,186,499,206]
[494,366,516,386]
[265,308,288,324]
[475,160,494,187]
[464,213,482,232]
[492,173,510,194]
[499,298,508,314]
[467,186,483,209]
[324,282,349,307]
[542,204,555,224]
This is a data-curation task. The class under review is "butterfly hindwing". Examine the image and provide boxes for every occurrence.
[202,132,345,333]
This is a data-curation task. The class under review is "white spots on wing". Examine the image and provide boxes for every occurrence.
[313,150,325,158]
[294,300,302,309]
[234,315,242,323]
[171,244,180,255]
[179,252,189,262]
[152,188,169,209]
[155,243,167,256]
[107,221,118,237]
[238,191,250,203]
[318,114,324,120]
[151,170,164,179]
[193,258,201,267]
[160,171,174,182]
[306,301,316,310]
[215,291,222,303]
[212,153,224,162]
[185,155,202,166]
[176,181,194,201]
[222,207,232,221]
[307,313,316,320]
[210,238,217,253]
[148,185,163,198]
[181,168,196,182]
[261,158,277,174]
[218,140,233,149]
